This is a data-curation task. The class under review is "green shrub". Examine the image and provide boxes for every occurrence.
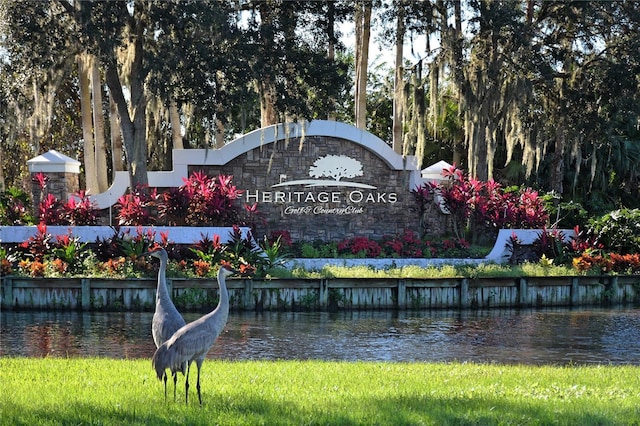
[0,187,34,225]
[300,243,320,258]
[588,209,640,253]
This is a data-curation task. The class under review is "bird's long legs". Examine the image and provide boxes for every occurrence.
[185,362,192,404]
[184,360,204,406]
[160,371,179,402]
[196,361,203,406]
[172,371,178,402]
[163,372,168,401]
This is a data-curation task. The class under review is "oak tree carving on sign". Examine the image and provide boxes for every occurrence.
[309,155,363,181]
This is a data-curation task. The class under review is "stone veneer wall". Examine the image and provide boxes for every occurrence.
[420,199,452,239]
[188,135,450,242]
[30,172,79,215]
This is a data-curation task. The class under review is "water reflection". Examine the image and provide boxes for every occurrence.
[2,307,640,365]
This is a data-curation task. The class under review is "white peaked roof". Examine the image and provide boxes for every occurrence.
[421,160,452,181]
[27,149,81,173]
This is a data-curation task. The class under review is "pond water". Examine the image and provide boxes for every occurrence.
[2,306,640,365]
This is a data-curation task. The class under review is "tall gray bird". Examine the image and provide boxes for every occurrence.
[143,247,186,401]
[152,264,236,405]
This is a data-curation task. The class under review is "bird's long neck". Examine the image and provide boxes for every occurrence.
[156,258,171,303]
[213,270,230,318]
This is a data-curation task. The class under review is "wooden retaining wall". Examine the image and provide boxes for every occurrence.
[2,275,639,311]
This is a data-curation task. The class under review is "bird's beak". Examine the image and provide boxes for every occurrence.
[222,266,239,275]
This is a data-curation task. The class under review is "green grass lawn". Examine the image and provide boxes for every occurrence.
[1,357,639,425]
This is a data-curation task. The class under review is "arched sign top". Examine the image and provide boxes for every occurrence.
[191,120,412,170]
[90,120,420,209]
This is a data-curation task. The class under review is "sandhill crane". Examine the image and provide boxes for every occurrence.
[143,247,186,401]
[152,264,236,405]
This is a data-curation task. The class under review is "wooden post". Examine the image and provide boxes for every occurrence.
[397,280,406,309]
[518,278,529,307]
[243,279,254,311]
[609,276,619,304]
[81,278,91,310]
[570,277,579,306]
[2,277,13,310]
[460,278,469,308]
[319,279,328,309]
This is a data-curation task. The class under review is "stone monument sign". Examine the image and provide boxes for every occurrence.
[63,120,446,241]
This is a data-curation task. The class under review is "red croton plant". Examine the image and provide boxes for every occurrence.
[413,164,548,245]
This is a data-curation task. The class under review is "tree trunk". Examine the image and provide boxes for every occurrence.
[551,123,566,194]
[29,79,41,155]
[90,57,109,192]
[78,53,99,194]
[214,118,225,149]
[0,144,4,191]
[105,63,148,189]
[257,3,278,127]
[29,74,58,157]
[258,77,278,126]
[428,62,439,140]
[326,0,337,121]
[449,0,465,166]
[44,0,148,189]
[109,96,123,174]
[354,0,371,129]
[466,103,489,182]
[392,4,405,154]
[169,99,183,150]
[414,65,426,169]
[102,7,149,190]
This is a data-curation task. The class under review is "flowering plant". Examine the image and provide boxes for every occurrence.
[413,165,549,243]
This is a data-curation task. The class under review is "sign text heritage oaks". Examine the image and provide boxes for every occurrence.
[246,154,398,215]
